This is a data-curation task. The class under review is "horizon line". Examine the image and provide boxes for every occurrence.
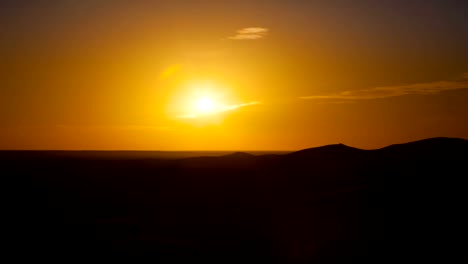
[0,149,294,152]
[0,137,465,153]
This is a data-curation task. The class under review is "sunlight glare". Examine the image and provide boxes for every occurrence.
[171,80,257,120]
[195,97,217,114]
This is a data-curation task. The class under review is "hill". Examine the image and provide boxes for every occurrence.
[1,137,467,263]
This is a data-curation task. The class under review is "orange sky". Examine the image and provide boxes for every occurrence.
[1,1,468,150]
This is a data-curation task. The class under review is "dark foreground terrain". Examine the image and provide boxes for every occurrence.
[2,138,467,263]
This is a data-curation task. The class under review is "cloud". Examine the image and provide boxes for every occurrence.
[56,125,175,132]
[316,101,356,105]
[118,126,175,132]
[159,64,182,80]
[237,28,269,34]
[178,101,261,119]
[220,101,261,111]
[229,34,265,40]
[301,75,468,101]
[229,27,269,40]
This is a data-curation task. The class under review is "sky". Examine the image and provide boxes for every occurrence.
[1,0,468,150]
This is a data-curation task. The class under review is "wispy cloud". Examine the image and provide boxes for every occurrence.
[178,101,261,119]
[159,64,182,80]
[228,27,269,40]
[56,125,175,132]
[301,74,468,101]
[221,101,261,111]
[316,101,356,105]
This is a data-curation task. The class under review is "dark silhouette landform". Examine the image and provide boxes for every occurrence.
[2,137,467,263]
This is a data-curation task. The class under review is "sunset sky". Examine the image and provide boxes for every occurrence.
[1,0,468,150]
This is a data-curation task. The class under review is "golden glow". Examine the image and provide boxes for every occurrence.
[194,96,218,114]
[171,81,228,119]
[169,80,260,120]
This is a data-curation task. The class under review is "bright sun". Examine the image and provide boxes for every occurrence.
[173,80,244,119]
[195,97,217,114]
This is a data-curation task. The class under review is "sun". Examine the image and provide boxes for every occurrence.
[195,96,217,114]
[171,80,241,119]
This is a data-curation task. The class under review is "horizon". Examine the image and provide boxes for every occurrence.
[0,136,464,152]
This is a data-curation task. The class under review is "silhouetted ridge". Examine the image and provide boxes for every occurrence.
[176,152,257,169]
[2,137,468,262]
[378,137,468,160]
[286,143,364,160]
[222,152,254,158]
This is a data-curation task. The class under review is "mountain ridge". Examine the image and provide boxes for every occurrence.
[206,137,468,162]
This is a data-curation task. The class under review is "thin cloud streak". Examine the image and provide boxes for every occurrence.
[159,64,182,80]
[178,101,261,119]
[221,101,261,111]
[228,27,269,40]
[301,75,468,101]
[237,27,269,34]
[56,125,175,132]
[229,34,265,40]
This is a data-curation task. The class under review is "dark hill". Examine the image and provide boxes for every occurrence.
[1,137,467,263]
[176,152,257,169]
[221,151,255,158]
[284,143,366,165]
[287,143,363,157]
[377,137,468,160]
